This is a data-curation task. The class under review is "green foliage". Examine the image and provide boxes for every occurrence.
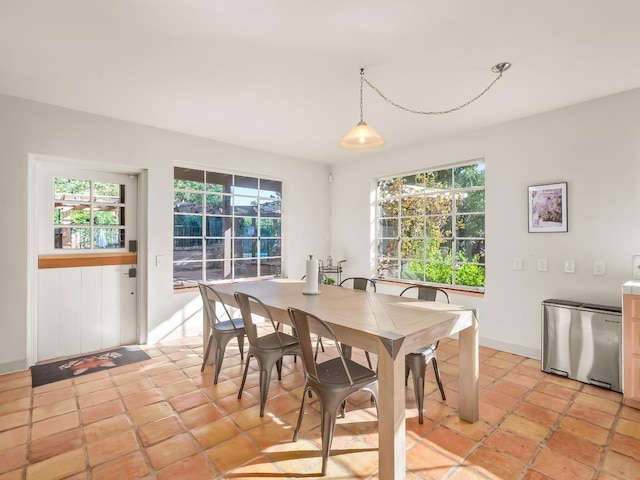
[54,178,89,194]
[455,253,485,287]
[322,277,336,285]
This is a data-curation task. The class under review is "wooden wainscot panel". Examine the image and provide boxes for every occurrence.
[38,252,137,269]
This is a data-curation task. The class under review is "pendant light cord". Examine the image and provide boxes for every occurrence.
[359,68,365,123]
[361,63,509,116]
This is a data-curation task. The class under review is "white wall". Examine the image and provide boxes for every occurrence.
[0,94,330,373]
[330,87,640,358]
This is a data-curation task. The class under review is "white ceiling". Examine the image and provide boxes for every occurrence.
[2,1,640,164]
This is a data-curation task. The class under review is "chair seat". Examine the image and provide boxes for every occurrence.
[255,332,299,350]
[213,318,245,332]
[317,357,377,385]
[408,344,436,358]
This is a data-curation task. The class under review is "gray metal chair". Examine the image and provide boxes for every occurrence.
[339,277,377,292]
[198,283,245,384]
[288,307,378,476]
[338,277,376,369]
[235,292,301,417]
[400,285,448,424]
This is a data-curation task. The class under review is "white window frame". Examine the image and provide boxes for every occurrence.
[173,167,283,289]
[375,161,485,291]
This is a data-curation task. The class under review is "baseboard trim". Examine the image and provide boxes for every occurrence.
[480,337,541,360]
[0,359,29,375]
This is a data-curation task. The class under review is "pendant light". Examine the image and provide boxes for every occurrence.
[339,62,511,151]
[339,69,385,151]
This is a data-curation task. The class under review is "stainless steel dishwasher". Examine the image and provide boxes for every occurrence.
[541,299,622,392]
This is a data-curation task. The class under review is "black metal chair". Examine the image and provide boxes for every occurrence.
[198,283,246,384]
[338,277,376,369]
[399,285,448,424]
[235,292,301,417]
[288,307,378,476]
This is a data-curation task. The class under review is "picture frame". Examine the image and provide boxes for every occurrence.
[528,182,568,233]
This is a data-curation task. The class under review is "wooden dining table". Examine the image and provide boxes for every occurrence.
[206,279,479,479]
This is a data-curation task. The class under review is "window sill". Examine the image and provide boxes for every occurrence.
[173,276,279,294]
[374,278,485,298]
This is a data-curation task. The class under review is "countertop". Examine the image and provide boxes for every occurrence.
[622,280,640,294]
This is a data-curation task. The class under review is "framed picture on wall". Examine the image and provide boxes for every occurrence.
[528,182,568,233]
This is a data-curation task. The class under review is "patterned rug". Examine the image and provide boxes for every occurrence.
[30,346,150,387]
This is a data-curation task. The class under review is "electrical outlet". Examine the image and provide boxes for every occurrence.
[564,260,576,274]
[593,261,606,276]
[537,258,548,272]
[513,257,523,271]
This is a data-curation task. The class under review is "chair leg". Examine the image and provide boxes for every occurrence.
[258,360,278,417]
[314,336,323,361]
[213,340,225,385]
[237,354,252,399]
[293,386,310,441]
[341,344,352,359]
[365,351,373,370]
[237,334,245,360]
[415,368,426,425]
[200,334,214,372]
[431,357,446,401]
[319,402,341,476]
[409,360,427,424]
[291,327,297,363]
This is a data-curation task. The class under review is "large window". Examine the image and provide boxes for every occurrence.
[376,162,485,290]
[173,167,282,289]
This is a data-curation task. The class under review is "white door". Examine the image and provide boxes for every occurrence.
[35,162,138,361]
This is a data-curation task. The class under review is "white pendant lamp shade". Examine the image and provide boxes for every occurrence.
[339,121,385,151]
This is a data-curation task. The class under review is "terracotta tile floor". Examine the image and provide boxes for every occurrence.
[1,335,640,479]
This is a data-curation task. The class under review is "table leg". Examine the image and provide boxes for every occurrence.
[376,337,406,479]
[458,313,479,422]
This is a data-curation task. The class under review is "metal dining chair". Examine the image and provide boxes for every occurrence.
[198,283,246,384]
[339,277,377,292]
[400,285,448,424]
[338,277,376,369]
[288,306,378,476]
[235,292,301,417]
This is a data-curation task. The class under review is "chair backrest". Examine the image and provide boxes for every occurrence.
[339,277,377,292]
[399,285,450,303]
[199,283,241,329]
[288,307,355,386]
[234,292,285,347]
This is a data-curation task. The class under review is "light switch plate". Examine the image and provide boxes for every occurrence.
[593,261,606,275]
[513,257,523,271]
[564,260,576,273]
[537,258,548,272]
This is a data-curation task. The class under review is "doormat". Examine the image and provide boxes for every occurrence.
[30,346,150,388]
